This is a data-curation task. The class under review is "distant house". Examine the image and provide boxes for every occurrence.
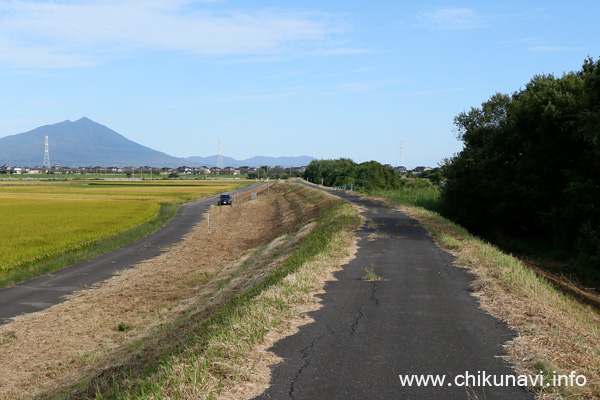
[414,166,432,172]
[197,166,211,175]
[177,166,193,175]
[412,166,432,176]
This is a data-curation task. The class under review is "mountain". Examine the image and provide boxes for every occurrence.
[0,118,314,168]
[0,118,182,167]
[185,155,315,168]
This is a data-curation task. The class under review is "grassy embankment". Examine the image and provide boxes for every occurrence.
[43,185,359,399]
[367,178,442,212]
[0,180,247,288]
[373,184,600,399]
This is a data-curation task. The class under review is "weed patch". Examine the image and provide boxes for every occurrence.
[362,266,384,281]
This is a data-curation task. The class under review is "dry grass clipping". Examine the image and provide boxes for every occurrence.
[0,183,336,400]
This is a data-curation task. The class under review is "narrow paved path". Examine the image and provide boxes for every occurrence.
[256,183,534,400]
[0,183,263,325]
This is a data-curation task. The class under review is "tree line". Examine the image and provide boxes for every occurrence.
[303,158,402,191]
[441,57,600,269]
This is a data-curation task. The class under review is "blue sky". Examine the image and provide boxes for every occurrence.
[0,0,598,168]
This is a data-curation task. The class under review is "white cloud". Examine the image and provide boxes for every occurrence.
[528,46,581,53]
[415,8,486,31]
[338,79,405,93]
[308,48,371,56]
[0,0,358,68]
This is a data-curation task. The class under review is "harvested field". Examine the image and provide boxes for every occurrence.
[0,183,339,399]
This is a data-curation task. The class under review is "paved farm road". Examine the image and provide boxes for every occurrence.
[0,184,262,325]
[255,183,534,400]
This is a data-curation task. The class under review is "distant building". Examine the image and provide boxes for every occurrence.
[413,166,432,173]
[292,166,306,173]
[177,166,193,175]
[412,166,432,176]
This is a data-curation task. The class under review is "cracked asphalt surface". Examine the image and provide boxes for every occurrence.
[255,184,534,400]
[0,183,263,325]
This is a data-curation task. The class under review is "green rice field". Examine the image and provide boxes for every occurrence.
[0,180,244,272]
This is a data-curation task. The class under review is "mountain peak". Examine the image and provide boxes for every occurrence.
[72,117,95,125]
[0,119,315,168]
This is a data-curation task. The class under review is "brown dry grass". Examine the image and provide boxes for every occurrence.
[214,208,360,400]
[401,205,600,399]
[0,183,338,400]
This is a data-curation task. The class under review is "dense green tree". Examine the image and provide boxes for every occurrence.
[419,168,445,185]
[442,57,600,267]
[303,158,400,191]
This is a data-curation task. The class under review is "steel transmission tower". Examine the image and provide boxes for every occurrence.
[399,140,405,167]
[217,140,224,169]
[43,136,50,168]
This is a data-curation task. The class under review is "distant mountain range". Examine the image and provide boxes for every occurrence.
[0,118,315,168]
[185,155,316,168]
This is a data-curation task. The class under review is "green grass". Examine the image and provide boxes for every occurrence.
[362,266,384,281]
[368,182,442,212]
[48,198,360,400]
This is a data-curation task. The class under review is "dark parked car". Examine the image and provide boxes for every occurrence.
[218,193,233,206]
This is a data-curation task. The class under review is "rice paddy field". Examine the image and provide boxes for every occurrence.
[0,180,245,273]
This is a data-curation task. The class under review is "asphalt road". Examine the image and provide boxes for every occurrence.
[0,183,263,325]
[255,183,534,400]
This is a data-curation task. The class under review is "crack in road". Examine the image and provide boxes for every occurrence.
[349,305,364,337]
[255,182,535,400]
[370,282,379,307]
[288,335,324,400]
[350,283,379,338]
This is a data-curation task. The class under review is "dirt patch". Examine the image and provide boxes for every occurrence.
[0,183,337,400]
